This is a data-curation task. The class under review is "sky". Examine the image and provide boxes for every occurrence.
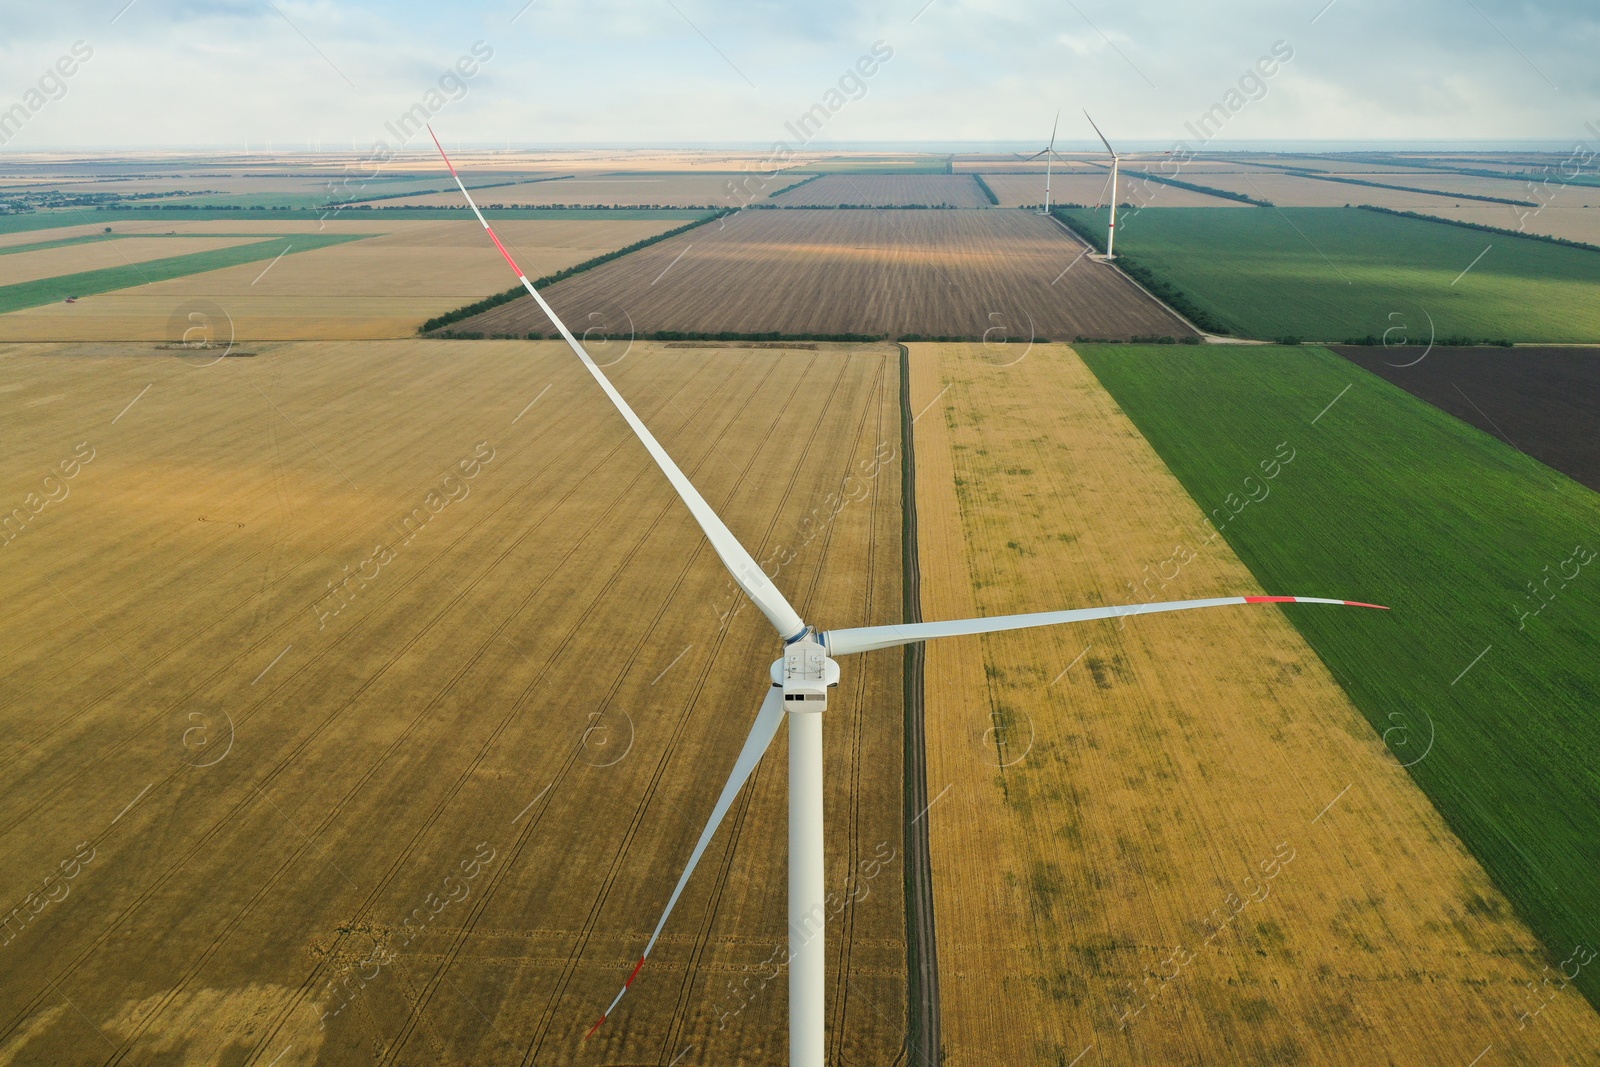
[0,0,1596,151]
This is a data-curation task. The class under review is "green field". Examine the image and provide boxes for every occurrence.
[0,234,371,314]
[1078,343,1600,1007]
[1059,206,1600,342]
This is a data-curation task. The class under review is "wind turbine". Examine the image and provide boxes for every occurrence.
[1016,109,1061,214]
[1084,110,1120,258]
[429,127,1387,1067]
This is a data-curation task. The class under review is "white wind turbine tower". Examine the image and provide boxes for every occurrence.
[430,127,1387,1067]
[1084,110,1121,258]
[1016,109,1061,214]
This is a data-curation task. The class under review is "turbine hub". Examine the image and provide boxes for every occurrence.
[771,632,838,711]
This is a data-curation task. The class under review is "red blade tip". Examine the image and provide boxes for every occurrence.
[625,955,647,987]
[584,1016,607,1040]
[1244,595,1389,610]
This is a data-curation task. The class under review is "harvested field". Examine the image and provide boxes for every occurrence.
[444,210,1195,342]
[1424,204,1600,246]
[0,339,906,1066]
[1263,158,1461,174]
[953,158,1105,174]
[1330,345,1600,491]
[0,218,695,341]
[768,174,991,208]
[1189,172,1507,209]
[912,341,1600,1066]
[372,175,740,209]
[1078,343,1600,1017]
[1311,172,1543,201]
[978,173,1247,209]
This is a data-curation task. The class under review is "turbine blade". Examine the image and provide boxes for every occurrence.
[429,127,807,642]
[586,684,787,1038]
[1048,109,1059,151]
[1017,147,1049,161]
[1095,167,1113,207]
[824,595,1387,656]
[1083,109,1117,159]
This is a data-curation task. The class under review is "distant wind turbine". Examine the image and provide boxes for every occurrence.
[1016,110,1061,214]
[1084,110,1120,258]
[429,125,1387,1067]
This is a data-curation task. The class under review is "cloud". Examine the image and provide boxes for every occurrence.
[0,0,1593,148]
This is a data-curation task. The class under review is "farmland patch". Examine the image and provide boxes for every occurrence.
[1078,342,1600,1016]
[442,209,1192,342]
[1330,345,1600,492]
[1059,206,1600,342]
[768,174,991,208]
[0,339,906,1065]
[917,340,1600,1065]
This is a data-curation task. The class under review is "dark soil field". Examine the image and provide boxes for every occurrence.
[1331,346,1600,491]
[440,209,1194,343]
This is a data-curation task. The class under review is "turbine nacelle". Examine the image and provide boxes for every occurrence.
[772,631,839,708]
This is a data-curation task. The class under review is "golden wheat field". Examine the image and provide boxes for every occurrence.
[0,218,695,341]
[447,209,1194,342]
[0,339,906,1066]
[909,342,1600,1066]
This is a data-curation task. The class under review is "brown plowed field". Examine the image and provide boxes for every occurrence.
[0,339,906,1066]
[445,210,1195,342]
[769,174,991,207]
[1331,345,1600,491]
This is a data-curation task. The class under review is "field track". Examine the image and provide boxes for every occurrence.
[896,343,941,1067]
[443,209,1195,342]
